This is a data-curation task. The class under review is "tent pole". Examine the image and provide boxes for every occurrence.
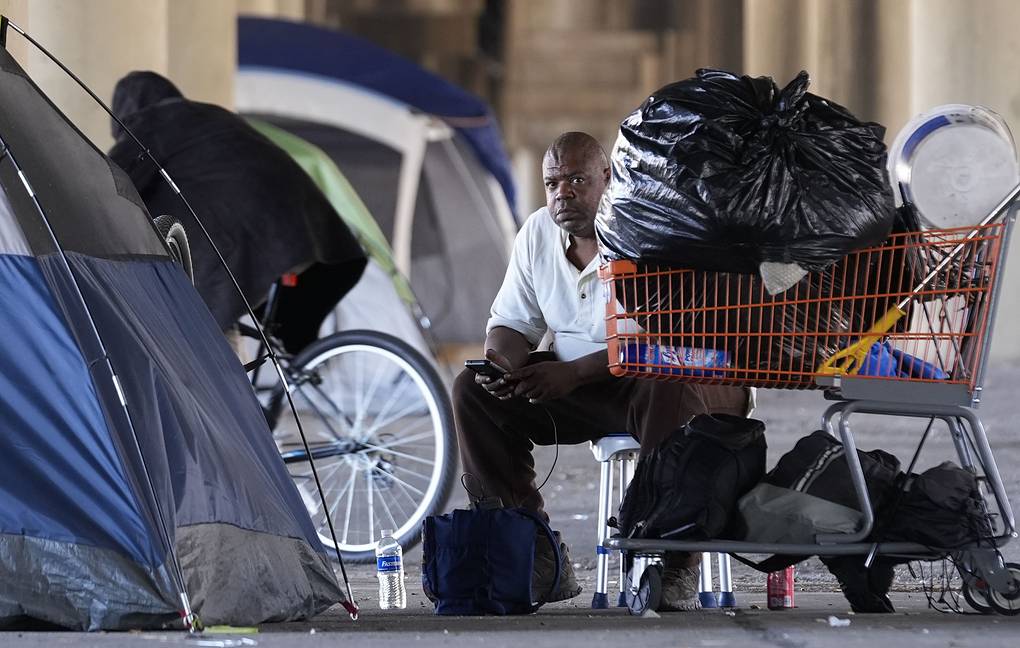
[4,19,360,619]
[0,136,198,631]
[391,122,427,277]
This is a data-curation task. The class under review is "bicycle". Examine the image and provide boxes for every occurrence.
[233,276,458,562]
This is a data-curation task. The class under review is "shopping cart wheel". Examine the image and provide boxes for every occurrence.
[625,565,662,616]
[962,579,994,614]
[987,563,1020,616]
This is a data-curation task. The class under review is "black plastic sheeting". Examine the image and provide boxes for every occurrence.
[597,69,896,274]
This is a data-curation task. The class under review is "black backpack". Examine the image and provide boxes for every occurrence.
[878,461,992,548]
[764,429,901,512]
[617,414,766,541]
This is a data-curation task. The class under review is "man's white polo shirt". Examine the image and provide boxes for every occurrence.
[487,207,606,362]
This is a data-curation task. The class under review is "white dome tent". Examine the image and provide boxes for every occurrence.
[237,17,518,346]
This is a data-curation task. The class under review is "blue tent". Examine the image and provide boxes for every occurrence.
[0,43,341,629]
[238,16,516,213]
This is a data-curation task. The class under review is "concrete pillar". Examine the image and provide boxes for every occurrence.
[0,0,29,64]
[168,0,237,110]
[663,0,743,81]
[742,0,910,130]
[18,0,168,149]
[2,1,237,150]
[743,0,815,82]
[909,0,1020,357]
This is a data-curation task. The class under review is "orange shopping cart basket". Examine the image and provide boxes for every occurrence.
[601,221,1009,403]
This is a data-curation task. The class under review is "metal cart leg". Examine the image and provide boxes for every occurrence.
[617,456,635,607]
[819,401,875,543]
[699,552,718,608]
[717,553,737,607]
[947,416,976,471]
[958,408,1016,536]
[593,457,613,609]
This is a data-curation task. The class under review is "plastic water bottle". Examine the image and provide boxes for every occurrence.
[376,529,406,609]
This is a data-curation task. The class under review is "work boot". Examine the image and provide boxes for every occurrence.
[531,531,582,603]
[660,565,702,611]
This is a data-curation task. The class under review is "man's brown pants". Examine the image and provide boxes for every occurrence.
[452,354,750,517]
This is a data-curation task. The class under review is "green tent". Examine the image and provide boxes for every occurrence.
[247,118,431,354]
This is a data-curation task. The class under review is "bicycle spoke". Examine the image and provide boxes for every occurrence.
[353,353,389,432]
[388,471,423,516]
[299,460,347,518]
[378,465,427,496]
[295,385,350,440]
[324,461,354,518]
[270,331,453,556]
[359,442,435,467]
[351,348,366,429]
[366,467,375,544]
[303,374,354,428]
[360,375,412,439]
[368,429,436,450]
[372,467,400,531]
[363,397,431,439]
[340,468,358,545]
[383,473,413,522]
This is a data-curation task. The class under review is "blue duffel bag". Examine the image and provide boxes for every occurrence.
[422,505,560,615]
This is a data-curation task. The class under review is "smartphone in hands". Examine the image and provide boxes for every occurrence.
[464,358,509,380]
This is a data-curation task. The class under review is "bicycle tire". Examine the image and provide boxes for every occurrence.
[274,329,457,563]
[152,214,194,285]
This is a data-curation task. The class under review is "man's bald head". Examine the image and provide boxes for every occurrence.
[543,131,608,170]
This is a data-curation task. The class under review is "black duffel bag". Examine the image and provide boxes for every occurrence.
[617,414,766,541]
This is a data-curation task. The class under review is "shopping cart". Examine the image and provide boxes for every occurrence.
[598,183,1020,616]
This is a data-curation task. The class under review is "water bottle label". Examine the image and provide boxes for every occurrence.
[621,342,730,377]
[377,555,402,572]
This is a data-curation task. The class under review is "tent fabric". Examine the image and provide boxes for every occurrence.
[107,71,367,350]
[253,113,510,343]
[0,45,343,629]
[247,117,413,304]
[248,118,431,355]
[0,255,158,566]
[176,523,340,626]
[237,15,516,213]
[0,533,178,630]
[0,54,164,260]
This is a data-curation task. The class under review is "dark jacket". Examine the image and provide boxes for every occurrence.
[108,71,366,351]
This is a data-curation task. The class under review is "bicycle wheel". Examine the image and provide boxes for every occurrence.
[272,330,457,562]
[152,214,194,285]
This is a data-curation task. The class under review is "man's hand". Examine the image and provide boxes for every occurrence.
[476,349,517,400]
[509,360,580,403]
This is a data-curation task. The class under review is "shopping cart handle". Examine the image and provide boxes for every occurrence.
[815,306,907,376]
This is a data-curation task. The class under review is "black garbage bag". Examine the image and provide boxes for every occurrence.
[597,68,896,278]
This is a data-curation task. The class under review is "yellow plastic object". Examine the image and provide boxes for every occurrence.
[205,625,259,634]
[815,305,907,376]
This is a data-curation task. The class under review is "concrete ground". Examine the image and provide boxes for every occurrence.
[3,365,1018,646]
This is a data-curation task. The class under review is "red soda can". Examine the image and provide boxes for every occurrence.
[767,566,795,609]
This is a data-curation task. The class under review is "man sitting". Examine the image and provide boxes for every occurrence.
[453,131,749,609]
